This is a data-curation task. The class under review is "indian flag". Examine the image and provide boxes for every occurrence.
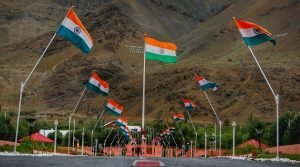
[168,126,176,131]
[116,117,128,127]
[86,72,109,96]
[145,36,177,63]
[195,75,218,91]
[182,98,196,110]
[121,131,131,141]
[173,113,184,121]
[57,7,93,54]
[120,126,130,134]
[121,131,129,136]
[105,99,123,117]
[163,129,171,135]
[233,17,276,46]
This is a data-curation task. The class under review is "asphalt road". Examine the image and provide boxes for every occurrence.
[0,156,298,167]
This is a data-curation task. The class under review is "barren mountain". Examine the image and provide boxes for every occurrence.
[0,0,299,124]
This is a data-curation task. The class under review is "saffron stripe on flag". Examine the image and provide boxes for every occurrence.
[65,8,93,43]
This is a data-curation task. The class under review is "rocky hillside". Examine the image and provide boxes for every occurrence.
[0,0,299,124]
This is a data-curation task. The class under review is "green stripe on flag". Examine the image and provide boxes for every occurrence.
[57,25,91,54]
[243,34,276,46]
[146,52,176,63]
[185,106,194,110]
[105,106,121,117]
[86,82,108,96]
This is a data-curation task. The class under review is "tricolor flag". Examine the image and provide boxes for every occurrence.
[233,17,276,46]
[120,130,129,137]
[105,99,123,117]
[145,36,177,63]
[120,125,130,134]
[182,98,196,110]
[168,126,176,131]
[195,75,218,91]
[57,7,93,54]
[163,129,171,135]
[116,117,128,127]
[173,113,184,121]
[86,72,109,96]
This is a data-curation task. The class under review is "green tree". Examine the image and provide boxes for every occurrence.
[0,115,15,140]
[283,113,300,144]
[267,112,294,146]
[48,131,64,145]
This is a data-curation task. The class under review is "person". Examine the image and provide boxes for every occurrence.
[123,146,127,156]
[132,147,134,156]
[136,147,141,156]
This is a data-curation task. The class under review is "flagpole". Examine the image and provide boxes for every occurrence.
[170,133,177,158]
[186,110,197,158]
[214,123,217,151]
[68,87,87,154]
[203,91,222,156]
[165,122,178,158]
[91,109,105,153]
[204,131,207,159]
[110,128,120,156]
[247,46,279,159]
[81,126,85,156]
[13,32,57,153]
[142,34,146,141]
[175,121,185,157]
[203,92,220,122]
[120,137,126,147]
[104,123,116,156]
[219,120,222,156]
[72,119,75,148]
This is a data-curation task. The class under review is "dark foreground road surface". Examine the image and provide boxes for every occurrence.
[0,156,298,167]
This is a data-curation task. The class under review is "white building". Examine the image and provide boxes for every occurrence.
[39,129,69,137]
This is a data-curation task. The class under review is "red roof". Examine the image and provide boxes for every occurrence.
[237,139,268,149]
[19,132,54,143]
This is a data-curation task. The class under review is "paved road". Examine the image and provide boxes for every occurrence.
[0,156,298,167]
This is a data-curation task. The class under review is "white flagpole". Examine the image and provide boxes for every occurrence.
[203,92,220,122]
[214,123,217,151]
[81,126,85,155]
[247,46,279,159]
[186,110,197,158]
[203,91,222,156]
[175,121,185,157]
[205,131,207,159]
[13,33,57,153]
[142,36,146,141]
[72,119,75,148]
[175,122,185,145]
[104,123,116,156]
[110,128,120,157]
[170,132,177,158]
[219,120,222,156]
[91,109,105,153]
[68,87,87,154]
[165,122,178,158]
